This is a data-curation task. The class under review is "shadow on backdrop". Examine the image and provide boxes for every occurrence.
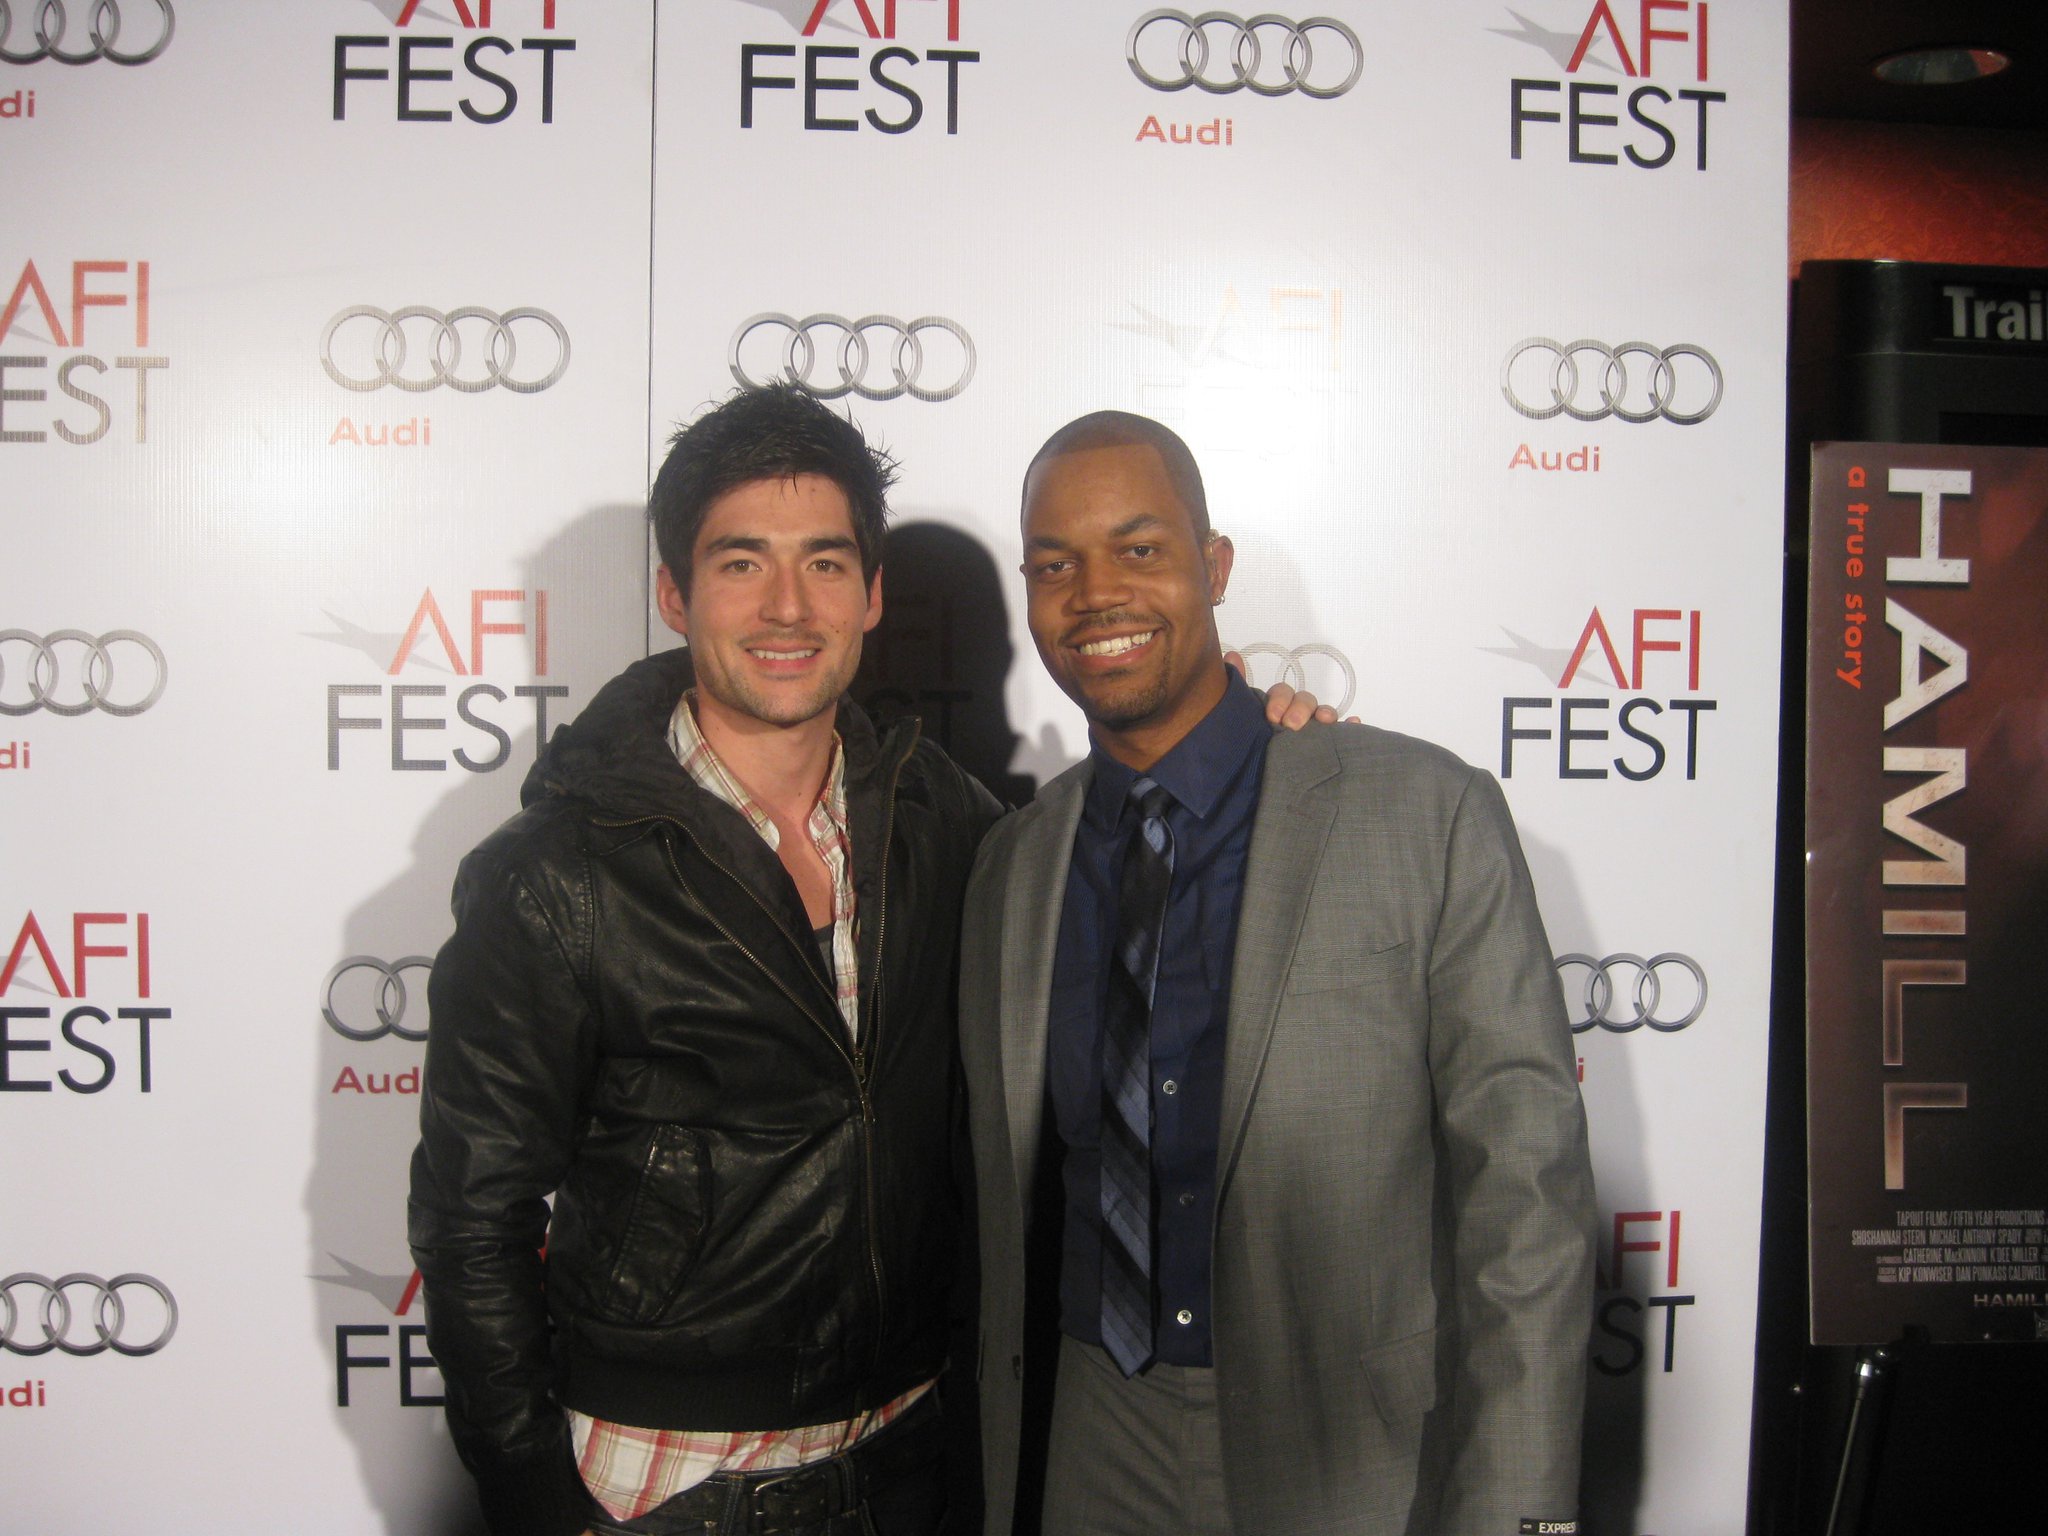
[853,519,1039,807]
[305,500,643,1536]
[849,517,1039,1528]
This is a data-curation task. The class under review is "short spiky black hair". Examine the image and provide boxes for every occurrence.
[650,384,897,591]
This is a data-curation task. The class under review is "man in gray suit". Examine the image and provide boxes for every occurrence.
[959,411,1597,1536]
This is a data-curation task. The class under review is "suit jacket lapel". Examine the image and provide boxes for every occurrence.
[1000,762,1090,1218]
[1218,728,1341,1191]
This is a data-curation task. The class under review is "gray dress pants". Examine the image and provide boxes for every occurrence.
[1040,1335,1234,1536]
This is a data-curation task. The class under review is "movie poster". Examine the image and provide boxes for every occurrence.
[1807,441,2048,1345]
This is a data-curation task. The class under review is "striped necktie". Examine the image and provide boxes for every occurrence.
[1100,776,1175,1378]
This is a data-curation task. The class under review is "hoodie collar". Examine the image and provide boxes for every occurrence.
[522,648,896,827]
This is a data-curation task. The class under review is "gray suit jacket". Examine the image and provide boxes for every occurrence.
[960,722,1597,1536]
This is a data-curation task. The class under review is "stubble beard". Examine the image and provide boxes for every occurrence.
[1077,670,1169,731]
[1063,635,1173,732]
[699,637,854,730]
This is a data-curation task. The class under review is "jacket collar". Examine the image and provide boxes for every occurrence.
[524,649,919,1033]
[523,648,908,832]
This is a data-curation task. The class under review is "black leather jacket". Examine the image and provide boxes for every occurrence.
[408,650,1000,1536]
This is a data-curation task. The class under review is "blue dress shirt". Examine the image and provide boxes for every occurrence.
[1047,669,1271,1367]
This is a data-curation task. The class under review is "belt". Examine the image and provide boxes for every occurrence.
[604,1393,942,1535]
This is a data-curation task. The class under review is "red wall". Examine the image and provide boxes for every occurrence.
[1791,118,2048,275]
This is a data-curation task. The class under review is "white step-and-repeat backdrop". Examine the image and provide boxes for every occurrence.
[3,4,1786,1532]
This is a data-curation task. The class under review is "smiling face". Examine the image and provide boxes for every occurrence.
[655,472,882,738]
[1021,440,1233,767]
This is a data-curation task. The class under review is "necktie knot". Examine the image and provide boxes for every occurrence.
[1130,776,1173,825]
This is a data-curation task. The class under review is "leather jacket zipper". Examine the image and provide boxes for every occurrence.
[851,1043,883,1339]
[593,720,918,1355]
[639,826,848,1050]
[852,723,912,1340]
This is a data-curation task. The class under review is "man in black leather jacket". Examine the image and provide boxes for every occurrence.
[409,385,1003,1536]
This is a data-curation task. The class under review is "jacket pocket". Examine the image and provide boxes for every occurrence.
[1359,1325,1439,1425]
[1286,939,1412,996]
[590,1122,712,1326]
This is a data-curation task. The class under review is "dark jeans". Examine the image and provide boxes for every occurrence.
[584,1394,947,1536]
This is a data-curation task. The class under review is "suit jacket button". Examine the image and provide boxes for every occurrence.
[1011,1354,1023,1380]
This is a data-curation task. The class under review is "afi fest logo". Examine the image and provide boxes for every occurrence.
[1593,1210,1694,1375]
[0,259,167,445]
[322,955,430,1101]
[315,587,567,772]
[1117,285,1346,372]
[0,0,174,67]
[1491,606,1717,782]
[1113,283,1349,456]
[740,0,979,136]
[314,1256,444,1408]
[1493,1,1726,170]
[333,0,574,124]
[1127,10,1361,146]
[0,911,174,1095]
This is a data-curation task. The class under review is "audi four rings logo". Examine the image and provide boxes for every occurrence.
[729,313,976,403]
[0,630,166,716]
[0,0,173,64]
[0,1273,177,1356]
[323,956,433,1042]
[1231,641,1356,718]
[321,307,571,394]
[1554,953,1707,1033]
[1127,10,1363,98]
[1502,339,1723,425]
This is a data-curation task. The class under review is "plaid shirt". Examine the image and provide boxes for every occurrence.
[667,689,861,1036]
[570,1384,935,1522]
[567,689,926,1521]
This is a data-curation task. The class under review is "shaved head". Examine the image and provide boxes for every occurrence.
[1022,410,1209,538]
